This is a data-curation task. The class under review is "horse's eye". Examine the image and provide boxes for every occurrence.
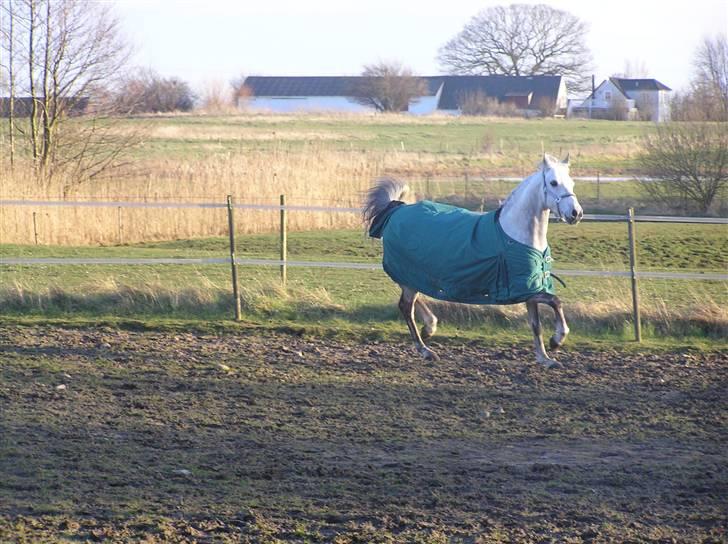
[550,180,558,187]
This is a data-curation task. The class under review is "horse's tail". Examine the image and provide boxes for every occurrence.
[363,176,412,230]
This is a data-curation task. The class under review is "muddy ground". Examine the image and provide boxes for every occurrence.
[0,324,726,543]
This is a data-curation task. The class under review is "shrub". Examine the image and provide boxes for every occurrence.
[637,123,728,214]
[457,90,520,117]
[115,69,195,113]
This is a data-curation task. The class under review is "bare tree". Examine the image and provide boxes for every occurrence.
[672,35,728,122]
[638,123,728,214]
[231,74,248,97]
[438,4,593,93]
[230,74,253,110]
[0,0,135,184]
[621,59,649,79]
[114,68,195,114]
[692,34,728,121]
[197,79,234,113]
[353,61,428,113]
[0,2,17,167]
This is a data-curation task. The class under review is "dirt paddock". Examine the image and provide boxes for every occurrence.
[0,324,726,543]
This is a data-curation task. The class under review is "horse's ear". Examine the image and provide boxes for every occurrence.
[542,154,551,169]
[563,153,570,166]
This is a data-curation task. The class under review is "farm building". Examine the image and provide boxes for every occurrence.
[568,78,672,122]
[239,75,568,116]
[0,96,90,117]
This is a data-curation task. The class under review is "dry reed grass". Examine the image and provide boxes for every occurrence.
[423,276,728,337]
[0,112,646,246]
[0,145,385,245]
[0,277,345,318]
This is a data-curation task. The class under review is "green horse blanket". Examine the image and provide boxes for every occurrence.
[369,200,555,305]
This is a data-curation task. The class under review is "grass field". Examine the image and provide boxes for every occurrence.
[119,114,649,173]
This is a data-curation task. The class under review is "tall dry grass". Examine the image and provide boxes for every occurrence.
[1,145,386,245]
[2,275,725,337]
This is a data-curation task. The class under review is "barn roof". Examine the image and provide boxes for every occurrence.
[243,76,366,97]
[610,78,672,93]
[427,75,562,110]
[0,96,89,117]
[243,75,563,110]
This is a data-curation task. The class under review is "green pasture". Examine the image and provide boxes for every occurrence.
[2,223,726,346]
[122,114,648,173]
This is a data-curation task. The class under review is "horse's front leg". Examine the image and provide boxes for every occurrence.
[546,295,569,350]
[399,286,439,361]
[529,293,570,350]
[526,299,559,368]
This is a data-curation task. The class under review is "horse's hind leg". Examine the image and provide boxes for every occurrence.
[415,299,438,340]
[526,300,559,368]
[399,286,439,361]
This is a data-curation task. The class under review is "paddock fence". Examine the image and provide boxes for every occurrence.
[1,197,727,342]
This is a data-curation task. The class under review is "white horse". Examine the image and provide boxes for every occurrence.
[364,154,583,367]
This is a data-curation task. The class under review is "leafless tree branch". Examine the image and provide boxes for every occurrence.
[1,0,137,187]
[638,123,728,214]
[438,4,593,93]
[353,61,428,113]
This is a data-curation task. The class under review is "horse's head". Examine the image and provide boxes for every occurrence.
[541,154,583,224]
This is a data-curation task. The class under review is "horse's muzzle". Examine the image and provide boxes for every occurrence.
[567,208,583,224]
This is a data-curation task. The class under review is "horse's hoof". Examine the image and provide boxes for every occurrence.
[549,336,562,351]
[419,348,440,361]
[538,358,562,369]
[421,326,435,340]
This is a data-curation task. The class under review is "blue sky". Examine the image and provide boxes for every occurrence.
[115,0,728,96]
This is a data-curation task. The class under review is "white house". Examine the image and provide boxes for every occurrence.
[568,78,672,122]
[240,75,568,116]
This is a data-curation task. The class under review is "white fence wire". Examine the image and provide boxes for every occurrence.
[1,257,726,282]
[1,199,726,282]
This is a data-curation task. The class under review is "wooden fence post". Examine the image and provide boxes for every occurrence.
[627,208,642,342]
[117,206,123,245]
[280,194,287,287]
[32,212,39,245]
[226,195,242,322]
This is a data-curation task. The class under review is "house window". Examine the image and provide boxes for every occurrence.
[604,91,612,101]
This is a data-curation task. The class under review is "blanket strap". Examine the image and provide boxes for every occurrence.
[550,272,567,288]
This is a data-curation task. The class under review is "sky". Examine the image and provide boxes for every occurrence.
[115,0,728,96]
